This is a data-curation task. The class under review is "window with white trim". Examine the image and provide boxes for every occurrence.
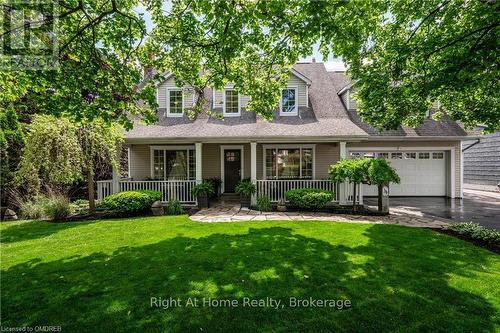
[433,152,444,159]
[152,148,196,180]
[404,152,416,159]
[280,88,297,115]
[265,147,313,179]
[418,152,430,159]
[391,152,403,159]
[167,89,183,116]
[377,152,389,159]
[224,89,240,116]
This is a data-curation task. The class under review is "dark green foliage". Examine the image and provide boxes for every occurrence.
[191,182,215,198]
[256,196,272,212]
[205,178,222,198]
[366,158,401,186]
[166,200,183,216]
[99,190,162,214]
[285,189,334,210]
[449,222,500,246]
[235,179,256,197]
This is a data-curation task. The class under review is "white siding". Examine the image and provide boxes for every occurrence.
[315,143,340,179]
[157,77,195,110]
[129,145,151,180]
[212,72,309,109]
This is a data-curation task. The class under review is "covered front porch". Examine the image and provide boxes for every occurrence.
[97,141,363,205]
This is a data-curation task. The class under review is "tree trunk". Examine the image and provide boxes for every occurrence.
[88,168,95,214]
[378,184,383,212]
[352,182,357,211]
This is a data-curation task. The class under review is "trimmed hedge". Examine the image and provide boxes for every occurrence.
[449,222,500,246]
[285,188,334,210]
[99,190,162,214]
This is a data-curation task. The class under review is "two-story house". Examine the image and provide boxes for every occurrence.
[98,62,471,205]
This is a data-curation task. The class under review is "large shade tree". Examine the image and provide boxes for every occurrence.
[2,0,497,129]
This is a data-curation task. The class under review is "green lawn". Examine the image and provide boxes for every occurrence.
[1,216,499,332]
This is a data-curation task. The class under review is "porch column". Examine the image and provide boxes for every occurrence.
[112,166,120,194]
[339,141,348,205]
[111,146,121,194]
[250,142,257,205]
[195,142,203,184]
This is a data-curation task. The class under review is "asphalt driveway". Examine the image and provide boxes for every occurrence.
[364,189,500,230]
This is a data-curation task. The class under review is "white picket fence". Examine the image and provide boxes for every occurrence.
[97,180,197,203]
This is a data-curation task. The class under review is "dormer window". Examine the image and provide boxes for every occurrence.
[167,89,183,117]
[223,89,240,116]
[280,88,298,116]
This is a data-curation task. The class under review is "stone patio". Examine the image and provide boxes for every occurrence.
[190,204,451,228]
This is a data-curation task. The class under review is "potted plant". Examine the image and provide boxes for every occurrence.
[206,177,223,199]
[276,198,287,212]
[235,179,256,208]
[191,182,214,209]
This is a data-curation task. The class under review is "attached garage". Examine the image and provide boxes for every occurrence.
[349,149,452,197]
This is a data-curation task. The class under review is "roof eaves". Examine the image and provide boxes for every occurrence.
[291,68,312,85]
[337,81,356,95]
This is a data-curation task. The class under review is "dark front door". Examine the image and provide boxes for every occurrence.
[224,150,241,192]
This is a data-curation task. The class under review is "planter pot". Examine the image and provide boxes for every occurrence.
[151,201,164,216]
[276,204,287,212]
[197,195,209,209]
[240,195,251,208]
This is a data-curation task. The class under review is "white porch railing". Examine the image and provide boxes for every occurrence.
[96,180,197,203]
[343,182,364,205]
[256,179,339,203]
[97,180,112,201]
[255,179,364,205]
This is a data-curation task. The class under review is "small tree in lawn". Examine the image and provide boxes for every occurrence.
[366,158,400,213]
[16,115,123,213]
[329,159,370,211]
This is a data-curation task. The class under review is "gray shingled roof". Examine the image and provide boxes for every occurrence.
[125,63,469,141]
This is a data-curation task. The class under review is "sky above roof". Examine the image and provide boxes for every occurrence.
[133,4,346,72]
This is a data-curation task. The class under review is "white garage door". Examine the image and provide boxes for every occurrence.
[351,151,447,196]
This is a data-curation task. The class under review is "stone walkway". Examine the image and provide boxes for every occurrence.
[190,205,451,229]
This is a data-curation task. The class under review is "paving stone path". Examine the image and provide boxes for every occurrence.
[190,205,451,229]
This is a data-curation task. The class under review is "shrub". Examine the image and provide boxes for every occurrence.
[70,199,89,215]
[235,179,256,197]
[256,195,272,212]
[43,195,71,220]
[166,199,183,215]
[285,188,334,210]
[449,222,500,246]
[191,182,214,198]
[99,190,162,213]
[19,200,46,220]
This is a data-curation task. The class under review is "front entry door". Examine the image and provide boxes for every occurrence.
[224,150,241,192]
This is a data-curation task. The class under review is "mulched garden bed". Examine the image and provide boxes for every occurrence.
[432,228,500,254]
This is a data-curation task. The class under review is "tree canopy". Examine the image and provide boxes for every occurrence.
[1,0,157,129]
[1,0,498,130]
[348,0,500,132]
